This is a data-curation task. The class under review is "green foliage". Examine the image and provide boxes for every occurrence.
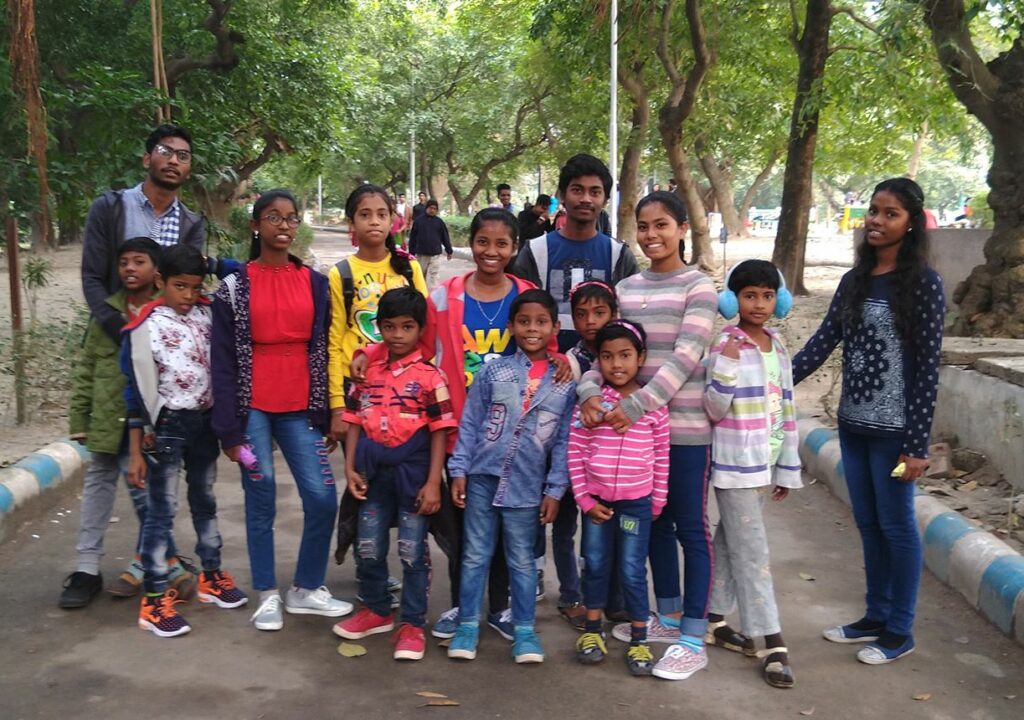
[443,215,473,247]
[21,255,54,327]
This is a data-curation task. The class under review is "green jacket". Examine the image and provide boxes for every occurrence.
[68,289,154,454]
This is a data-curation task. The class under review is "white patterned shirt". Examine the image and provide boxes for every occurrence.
[147,304,213,410]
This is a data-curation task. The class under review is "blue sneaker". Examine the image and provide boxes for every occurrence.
[447,622,479,660]
[487,608,514,641]
[822,622,883,644]
[512,626,545,664]
[432,606,459,639]
[857,636,915,665]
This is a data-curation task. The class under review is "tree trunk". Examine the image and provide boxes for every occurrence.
[907,120,928,180]
[738,148,781,226]
[617,60,650,250]
[696,143,747,238]
[661,131,713,269]
[920,0,1024,337]
[772,0,834,295]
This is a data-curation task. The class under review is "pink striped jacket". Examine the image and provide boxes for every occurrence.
[703,326,802,489]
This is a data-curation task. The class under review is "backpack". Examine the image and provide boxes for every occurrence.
[333,256,415,324]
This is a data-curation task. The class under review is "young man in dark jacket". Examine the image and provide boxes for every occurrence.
[81,124,206,342]
[408,199,453,290]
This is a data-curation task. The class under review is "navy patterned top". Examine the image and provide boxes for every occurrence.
[793,268,944,458]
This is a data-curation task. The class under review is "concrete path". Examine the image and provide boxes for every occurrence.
[1,233,1020,719]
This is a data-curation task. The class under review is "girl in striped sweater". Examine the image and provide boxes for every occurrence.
[569,320,670,675]
[578,191,718,681]
[704,259,802,689]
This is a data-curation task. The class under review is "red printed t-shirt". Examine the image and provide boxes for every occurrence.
[523,359,549,411]
[248,262,313,413]
[342,348,458,447]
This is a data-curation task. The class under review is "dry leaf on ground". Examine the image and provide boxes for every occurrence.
[416,692,449,698]
[912,693,932,701]
[337,642,367,657]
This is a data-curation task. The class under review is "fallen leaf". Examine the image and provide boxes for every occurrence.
[419,699,460,707]
[337,642,367,657]
[953,636,969,644]
[799,572,816,581]
[958,480,978,492]
[1006,695,1017,700]
[799,707,815,716]
[436,638,451,648]
[912,693,932,701]
[416,692,449,698]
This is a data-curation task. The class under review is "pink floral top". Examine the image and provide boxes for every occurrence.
[147,304,213,411]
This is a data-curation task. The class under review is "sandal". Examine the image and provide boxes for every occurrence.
[758,646,795,689]
[559,602,587,632]
[704,620,757,657]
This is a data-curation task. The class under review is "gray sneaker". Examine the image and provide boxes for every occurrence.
[250,593,284,631]
[285,585,354,617]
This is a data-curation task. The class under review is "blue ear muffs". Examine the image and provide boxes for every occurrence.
[718,261,793,320]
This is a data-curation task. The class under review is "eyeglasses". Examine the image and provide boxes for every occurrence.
[261,213,302,228]
[153,144,193,163]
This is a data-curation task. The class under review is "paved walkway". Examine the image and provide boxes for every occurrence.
[1,233,1020,719]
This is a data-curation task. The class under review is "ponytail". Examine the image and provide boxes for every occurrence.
[385,232,414,283]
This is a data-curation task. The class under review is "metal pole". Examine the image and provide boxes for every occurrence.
[609,0,619,238]
[6,213,25,424]
[409,129,416,199]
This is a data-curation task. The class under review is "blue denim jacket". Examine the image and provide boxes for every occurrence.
[449,350,575,508]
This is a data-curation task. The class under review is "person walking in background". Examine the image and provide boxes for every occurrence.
[517,194,552,243]
[793,178,944,665]
[408,198,453,290]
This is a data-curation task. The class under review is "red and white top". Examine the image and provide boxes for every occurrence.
[568,384,671,516]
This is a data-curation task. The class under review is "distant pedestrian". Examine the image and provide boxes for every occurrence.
[794,178,944,665]
[409,198,453,290]
[494,183,515,214]
[517,194,552,243]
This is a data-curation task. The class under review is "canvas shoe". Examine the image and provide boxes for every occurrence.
[626,643,656,676]
[486,608,514,641]
[823,622,883,644]
[107,557,144,598]
[612,613,679,644]
[285,585,353,617]
[652,643,708,681]
[393,623,426,661]
[512,627,545,664]
[857,637,915,665]
[333,607,394,639]
[575,632,607,664]
[447,622,479,660]
[432,606,460,639]
[59,571,103,609]
[250,593,284,631]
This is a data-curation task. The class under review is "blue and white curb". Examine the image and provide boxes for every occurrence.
[797,416,1024,647]
[0,440,90,542]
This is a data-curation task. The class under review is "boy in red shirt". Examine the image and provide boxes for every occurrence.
[334,287,457,660]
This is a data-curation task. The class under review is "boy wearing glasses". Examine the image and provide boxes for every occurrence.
[82,124,208,343]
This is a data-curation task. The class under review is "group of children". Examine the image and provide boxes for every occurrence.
[60,156,944,687]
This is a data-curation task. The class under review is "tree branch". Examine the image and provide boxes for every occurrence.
[831,5,880,34]
[164,0,243,91]
[788,0,801,49]
[654,0,682,89]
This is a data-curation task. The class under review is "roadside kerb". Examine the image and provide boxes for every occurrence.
[0,440,90,543]
[797,416,1024,646]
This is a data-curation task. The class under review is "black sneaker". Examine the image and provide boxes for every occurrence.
[535,569,545,602]
[59,571,103,609]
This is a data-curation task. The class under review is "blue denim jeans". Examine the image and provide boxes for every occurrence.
[648,444,713,637]
[534,491,582,605]
[839,429,922,636]
[459,475,538,628]
[140,410,222,594]
[581,495,652,621]
[355,465,431,626]
[241,410,337,592]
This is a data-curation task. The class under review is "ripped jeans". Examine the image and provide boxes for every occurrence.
[356,465,431,627]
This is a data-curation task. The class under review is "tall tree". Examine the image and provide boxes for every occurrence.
[920,0,1024,337]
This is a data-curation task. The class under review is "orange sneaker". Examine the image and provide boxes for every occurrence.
[198,569,249,609]
[138,589,191,638]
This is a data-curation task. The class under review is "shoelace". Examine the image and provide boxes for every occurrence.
[251,594,281,622]
[151,589,185,619]
[212,571,237,590]
[578,633,605,651]
[628,644,654,663]
[440,607,459,621]
[497,608,512,623]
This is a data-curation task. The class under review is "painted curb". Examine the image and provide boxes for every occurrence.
[797,416,1024,647]
[0,440,90,542]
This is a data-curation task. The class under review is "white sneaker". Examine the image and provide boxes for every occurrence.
[250,593,284,631]
[285,585,353,617]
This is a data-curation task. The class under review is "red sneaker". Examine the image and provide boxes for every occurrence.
[332,607,394,639]
[393,623,426,661]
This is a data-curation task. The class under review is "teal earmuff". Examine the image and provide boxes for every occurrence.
[717,260,793,320]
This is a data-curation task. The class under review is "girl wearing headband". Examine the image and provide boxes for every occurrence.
[793,178,944,665]
[568,319,669,675]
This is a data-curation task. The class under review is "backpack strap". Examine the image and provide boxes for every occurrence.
[530,234,549,286]
[334,258,355,322]
[611,239,624,279]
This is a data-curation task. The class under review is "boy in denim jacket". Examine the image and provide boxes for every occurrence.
[446,289,576,664]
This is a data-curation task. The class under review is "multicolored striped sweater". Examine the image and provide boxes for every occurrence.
[568,385,671,516]
[577,267,717,445]
[704,326,802,489]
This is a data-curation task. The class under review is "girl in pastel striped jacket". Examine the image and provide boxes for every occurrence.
[703,259,802,690]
